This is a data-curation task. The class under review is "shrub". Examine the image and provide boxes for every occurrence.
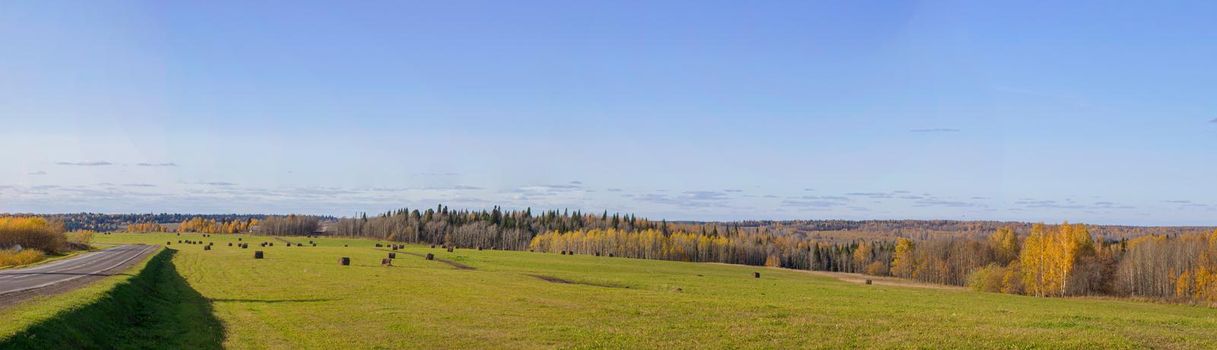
[0,217,66,253]
[967,264,1006,293]
[0,249,46,267]
[1000,261,1024,295]
[68,230,96,245]
[864,261,889,276]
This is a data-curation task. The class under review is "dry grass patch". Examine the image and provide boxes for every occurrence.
[0,249,45,267]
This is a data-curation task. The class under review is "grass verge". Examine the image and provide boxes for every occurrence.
[0,248,225,349]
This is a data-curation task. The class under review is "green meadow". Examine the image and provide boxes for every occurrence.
[2,232,1215,349]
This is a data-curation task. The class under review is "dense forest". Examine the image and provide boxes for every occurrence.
[534,223,1217,304]
[329,205,662,250]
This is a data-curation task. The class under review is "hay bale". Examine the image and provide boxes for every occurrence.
[754,272,760,279]
[425,253,434,260]
[388,252,396,259]
[254,251,264,259]
[381,258,392,266]
[339,257,350,266]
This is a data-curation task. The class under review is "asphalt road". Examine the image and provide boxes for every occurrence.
[0,245,158,304]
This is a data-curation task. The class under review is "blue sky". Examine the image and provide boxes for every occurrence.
[1,1,1215,225]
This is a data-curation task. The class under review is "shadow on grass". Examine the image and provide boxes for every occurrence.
[0,249,225,349]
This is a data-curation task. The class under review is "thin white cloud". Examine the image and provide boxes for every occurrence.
[56,161,112,166]
[636,190,732,208]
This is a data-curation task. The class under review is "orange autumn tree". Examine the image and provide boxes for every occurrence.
[1170,230,1217,304]
[176,217,257,234]
[1020,222,1093,297]
[889,238,915,278]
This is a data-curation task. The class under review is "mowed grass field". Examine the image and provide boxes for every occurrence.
[4,232,1217,349]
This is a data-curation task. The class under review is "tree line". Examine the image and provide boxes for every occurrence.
[175,217,259,234]
[18,213,336,232]
[254,215,321,236]
[125,216,318,236]
[532,222,1217,304]
[329,205,662,250]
